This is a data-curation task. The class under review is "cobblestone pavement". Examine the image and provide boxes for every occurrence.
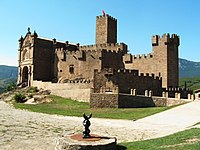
[0,100,200,150]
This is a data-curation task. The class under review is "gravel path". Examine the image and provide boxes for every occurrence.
[0,100,200,149]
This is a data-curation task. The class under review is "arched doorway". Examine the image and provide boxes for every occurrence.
[22,66,28,86]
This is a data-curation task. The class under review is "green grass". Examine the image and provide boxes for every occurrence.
[13,95,171,120]
[179,76,200,90]
[119,128,200,150]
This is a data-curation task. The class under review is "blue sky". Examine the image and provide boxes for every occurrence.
[0,0,200,66]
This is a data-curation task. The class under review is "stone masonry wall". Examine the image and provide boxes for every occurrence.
[32,81,92,102]
[56,50,102,81]
[79,43,128,54]
[90,93,119,108]
[90,93,190,108]
[118,94,155,108]
[93,69,162,96]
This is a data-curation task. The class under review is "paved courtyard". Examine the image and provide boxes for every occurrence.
[0,100,200,150]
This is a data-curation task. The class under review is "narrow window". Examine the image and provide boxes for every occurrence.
[69,65,74,74]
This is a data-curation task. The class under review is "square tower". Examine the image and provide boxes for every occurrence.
[96,14,117,44]
[152,34,180,88]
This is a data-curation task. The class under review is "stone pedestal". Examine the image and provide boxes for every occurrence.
[55,133,117,150]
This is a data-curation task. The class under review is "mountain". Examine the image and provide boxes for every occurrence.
[179,58,200,78]
[0,65,18,79]
[0,65,18,93]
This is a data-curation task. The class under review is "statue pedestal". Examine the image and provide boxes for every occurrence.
[55,133,117,150]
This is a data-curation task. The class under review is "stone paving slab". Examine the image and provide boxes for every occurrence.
[0,100,200,149]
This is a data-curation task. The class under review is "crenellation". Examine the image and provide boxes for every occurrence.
[136,54,141,59]
[147,53,153,58]
[141,54,146,58]
[96,14,117,21]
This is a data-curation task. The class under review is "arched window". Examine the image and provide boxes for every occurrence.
[22,49,29,61]
[69,65,74,74]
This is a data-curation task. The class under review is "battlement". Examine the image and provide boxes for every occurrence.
[132,53,153,59]
[80,43,126,49]
[139,72,161,80]
[96,14,117,21]
[66,79,91,84]
[79,43,127,53]
[165,87,192,92]
[55,47,66,52]
[100,69,160,80]
[123,53,153,63]
[152,33,179,46]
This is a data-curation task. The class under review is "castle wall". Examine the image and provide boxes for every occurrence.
[101,50,124,69]
[32,80,92,102]
[56,50,102,81]
[56,47,125,82]
[94,69,162,96]
[90,93,189,108]
[79,43,128,54]
[124,53,157,76]
[124,34,179,89]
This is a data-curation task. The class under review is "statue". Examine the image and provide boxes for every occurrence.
[82,113,92,138]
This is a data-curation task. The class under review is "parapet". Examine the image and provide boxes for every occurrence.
[152,33,179,46]
[139,72,161,80]
[123,53,153,64]
[96,14,117,21]
[165,87,192,92]
[79,43,127,53]
[116,69,139,76]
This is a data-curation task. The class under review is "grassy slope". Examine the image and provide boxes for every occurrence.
[0,78,17,93]
[179,76,200,90]
[14,95,171,120]
[119,128,200,150]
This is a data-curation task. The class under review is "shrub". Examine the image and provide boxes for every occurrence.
[28,94,33,98]
[6,83,16,91]
[14,93,26,103]
[27,87,38,93]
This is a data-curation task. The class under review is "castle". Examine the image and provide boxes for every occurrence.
[17,14,192,108]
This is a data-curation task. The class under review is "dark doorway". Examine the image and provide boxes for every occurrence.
[22,66,28,86]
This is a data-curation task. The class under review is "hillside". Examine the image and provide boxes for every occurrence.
[0,78,17,93]
[0,65,18,93]
[179,58,200,78]
[179,76,200,90]
[0,65,18,79]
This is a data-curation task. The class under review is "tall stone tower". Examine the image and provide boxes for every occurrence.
[152,34,179,88]
[95,14,117,44]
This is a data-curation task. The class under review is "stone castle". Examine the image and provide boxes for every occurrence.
[17,14,192,108]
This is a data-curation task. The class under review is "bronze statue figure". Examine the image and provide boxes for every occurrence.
[83,113,92,138]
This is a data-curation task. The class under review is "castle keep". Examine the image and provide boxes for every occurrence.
[17,14,190,107]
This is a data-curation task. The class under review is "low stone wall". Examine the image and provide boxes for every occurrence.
[118,94,155,108]
[90,93,118,108]
[90,93,191,108]
[166,98,190,106]
[151,96,167,106]
[32,80,92,102]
